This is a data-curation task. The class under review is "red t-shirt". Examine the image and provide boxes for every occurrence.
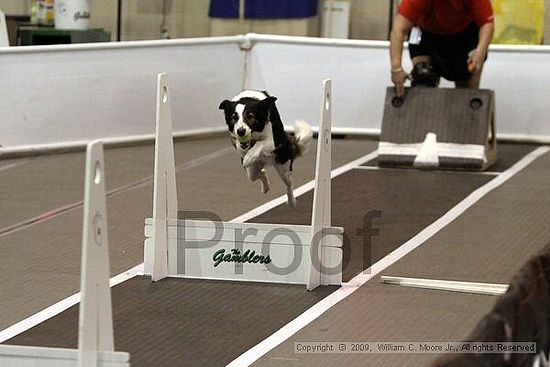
[399,0,494,34]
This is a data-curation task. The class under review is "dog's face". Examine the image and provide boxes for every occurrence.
[218,93,277,140]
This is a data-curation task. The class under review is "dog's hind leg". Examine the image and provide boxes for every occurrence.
[258,169,270,193]
[274,162,296,207]
[247,166,270,194]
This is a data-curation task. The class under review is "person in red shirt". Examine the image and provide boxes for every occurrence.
[390,0,494,96]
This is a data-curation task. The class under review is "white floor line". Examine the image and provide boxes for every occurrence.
[0,159,30,173]
[353,165,501,176]
[0,147,232,238]
[0,264,143,343]
[226,146,549,367]
[0,149,378,343]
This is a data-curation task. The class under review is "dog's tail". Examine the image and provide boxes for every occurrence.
[293,120,313,157]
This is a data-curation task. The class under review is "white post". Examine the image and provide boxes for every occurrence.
[307,79,332,291]
[150,73,178,281]
[78,141,114,367]
[0,9,9,47]
[238,0,246,33]
[323,1,334,38]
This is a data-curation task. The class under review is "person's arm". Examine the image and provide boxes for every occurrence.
[390,14,415,96]
[468,22,494,73]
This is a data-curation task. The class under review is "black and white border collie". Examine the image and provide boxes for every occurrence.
[219,90,312,207]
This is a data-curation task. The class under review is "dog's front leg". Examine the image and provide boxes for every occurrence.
[274,161,296,207]
[243,142,275,168]
[242,143,263,168]
[246,165,270,194]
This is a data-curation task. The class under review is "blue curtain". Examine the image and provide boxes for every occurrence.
[209,0,318,19]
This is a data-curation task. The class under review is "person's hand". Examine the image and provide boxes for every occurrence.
[391,68,409,97]
[468,48,486,73]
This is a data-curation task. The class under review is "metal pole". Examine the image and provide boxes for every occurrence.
[325,0,334,38]
[387,0,395,40]
[117,0,122,41]
[238,0,245,34]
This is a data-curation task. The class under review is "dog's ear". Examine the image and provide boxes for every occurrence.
[264,96,277,104]
[218,100,232,110]
[257,96,277,110]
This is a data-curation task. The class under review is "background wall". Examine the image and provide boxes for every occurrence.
[1,35,549,153]
[0,38,245,150]
[0,0,27,14]
[246,37,550,141]
[0,0,549,43]
[349,0,392,40]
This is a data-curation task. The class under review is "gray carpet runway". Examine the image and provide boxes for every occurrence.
[0,137,548,367]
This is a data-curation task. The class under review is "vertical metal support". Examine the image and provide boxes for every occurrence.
[78,141,114,367]
[240,34,252,91]
[307,79,332,291]
[116,0,122,41]
[323,0,334,38]
[150,73,178,282]
[387,0,395,40]
[0,9,9,47]
[238,0,246,34]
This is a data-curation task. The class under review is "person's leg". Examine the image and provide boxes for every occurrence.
[411,56,440,87]
[408,31,440,87]
[453,23,483,89]
[410,45,431,72]
[408,27,430,66]
[412,55,431,65]
[455,69,481,88]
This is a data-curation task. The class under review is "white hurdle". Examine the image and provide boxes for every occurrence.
[307,80,332,290]
[0,142,130,367]
[144,74,342,290]
[150,74,178,282]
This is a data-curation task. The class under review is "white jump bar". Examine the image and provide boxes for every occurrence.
[381,276,509,296]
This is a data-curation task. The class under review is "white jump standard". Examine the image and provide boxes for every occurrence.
[144,74,343,290]
[0,142,130,367]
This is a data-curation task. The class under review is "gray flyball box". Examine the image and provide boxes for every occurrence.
[378,87,497,171]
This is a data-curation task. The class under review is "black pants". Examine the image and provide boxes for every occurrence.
[409,22,481,82]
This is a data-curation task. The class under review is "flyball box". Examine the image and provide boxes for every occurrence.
[378,87,497,171]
